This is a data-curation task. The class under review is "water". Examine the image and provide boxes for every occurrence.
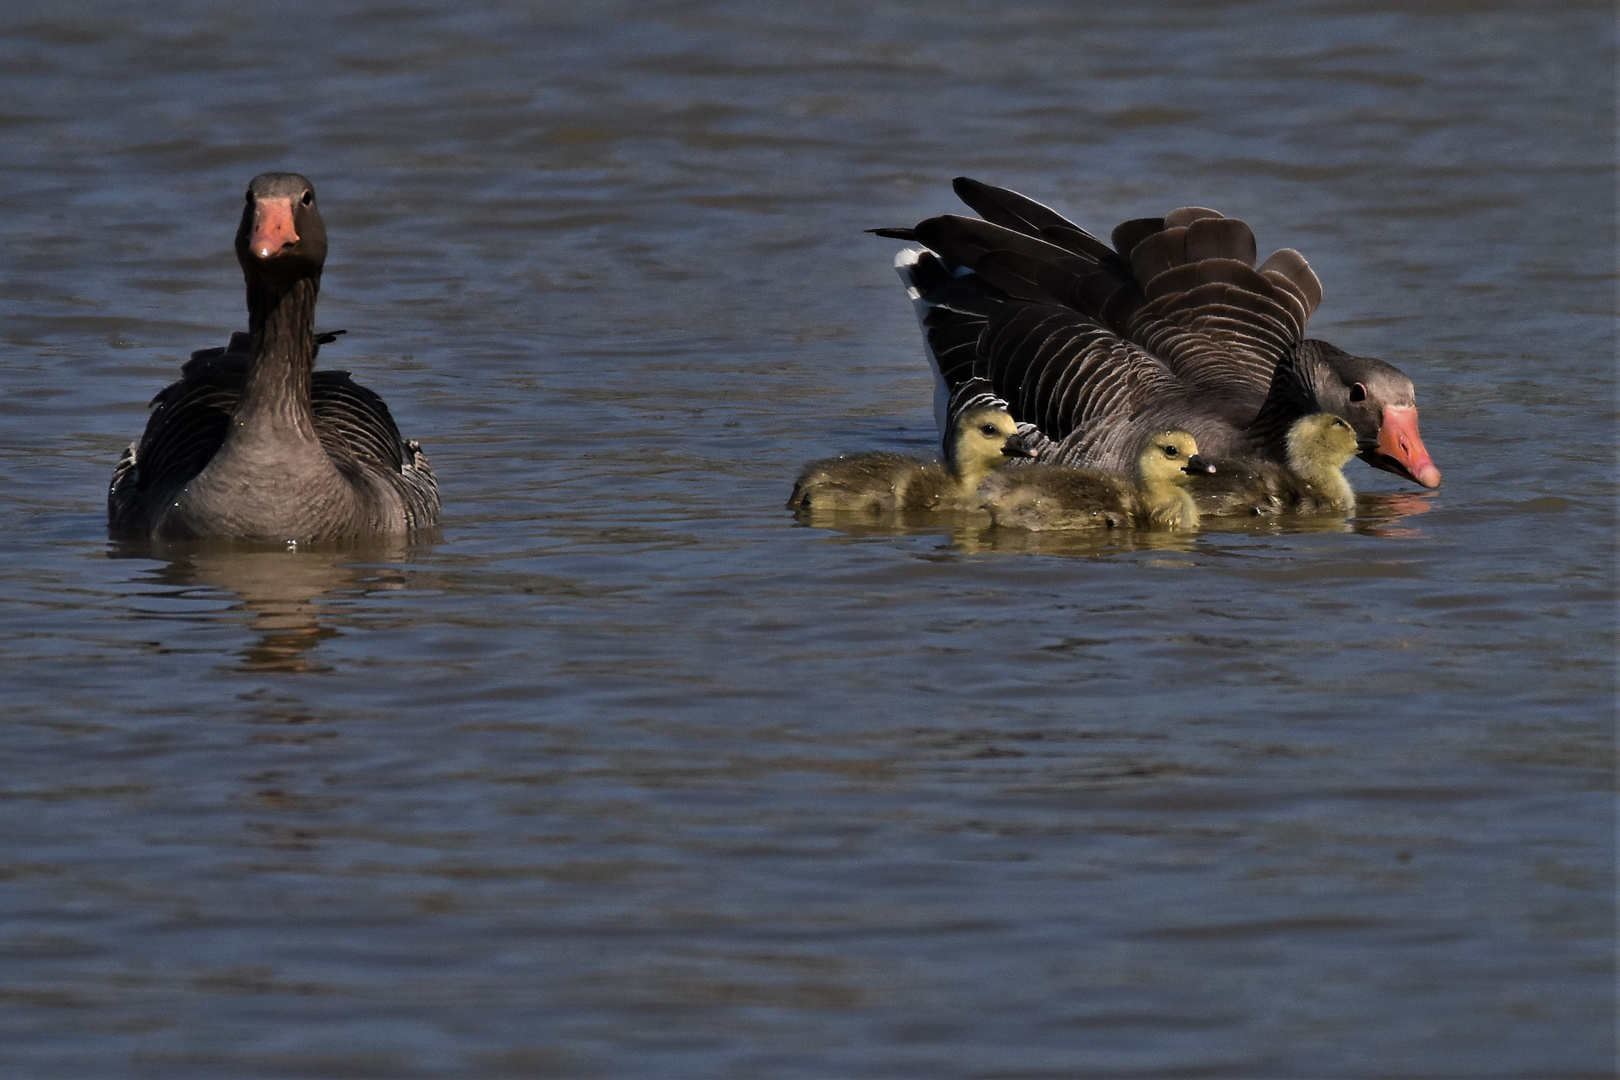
[0,1,1613,1076]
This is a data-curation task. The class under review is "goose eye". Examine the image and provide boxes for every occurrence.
[1349,383,1367,402]
[301,189,314,206]
[980,423,998,437]
[1162,445,1179,457]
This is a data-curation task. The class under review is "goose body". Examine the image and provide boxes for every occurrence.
[790,380,1036,514]
[875,178,1440,490]
[980,430,1213,532]
[109,173,439,541]
[1192,413,1360,516]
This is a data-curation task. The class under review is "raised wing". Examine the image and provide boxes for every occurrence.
[883,179,1333,470]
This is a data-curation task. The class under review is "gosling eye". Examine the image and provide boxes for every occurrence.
[979,423,999,437]
[1162,445,1180,458]
[301,189,314,206]
[1334,418,1349,429]
[1349,383,1367,403]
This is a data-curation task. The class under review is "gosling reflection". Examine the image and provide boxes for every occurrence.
[954,522,1200,559]
[793,510,1199,559]
[113,539,414,673]
[795,490,1435,555]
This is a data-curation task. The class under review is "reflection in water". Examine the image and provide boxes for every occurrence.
[789,491,1435,557]
[110,539,418,673]
[1352,492,1436,539]
[953,524,1198,559]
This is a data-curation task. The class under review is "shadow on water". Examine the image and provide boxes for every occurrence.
[107,537,431,674]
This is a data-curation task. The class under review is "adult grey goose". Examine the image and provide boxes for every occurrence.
[109,173,439,541]
[872,178,1440,490]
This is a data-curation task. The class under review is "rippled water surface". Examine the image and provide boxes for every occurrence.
[0,2,1613,1076]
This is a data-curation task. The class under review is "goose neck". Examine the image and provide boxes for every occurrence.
[239,271,320,428]
[1247,344,1318,452]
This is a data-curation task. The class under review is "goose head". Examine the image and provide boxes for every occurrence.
[236,172,328,283]
[1136,430,1213,489]
[1308,344,1440,489]
[947,406,1038,488]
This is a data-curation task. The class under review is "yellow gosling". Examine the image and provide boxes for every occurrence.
[1192,413,1359,516]
[789,405,1036,515]
[979,430,1212,531]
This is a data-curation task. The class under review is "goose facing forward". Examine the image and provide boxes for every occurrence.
[874,178,1440,490]
[1191,412,1360,517]
[980,430,1214,532]
[109,173,439,541]
[789,381,1038,514]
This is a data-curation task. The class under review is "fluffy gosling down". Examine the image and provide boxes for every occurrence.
[789,387,1038,514]
[1191,413,1360,516]
[979,431,1214,532]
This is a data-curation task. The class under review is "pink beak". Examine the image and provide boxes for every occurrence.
[250,197,299,259]
[1361,404,1440,488]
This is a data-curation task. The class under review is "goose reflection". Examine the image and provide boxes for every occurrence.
[112,539,417,673]
[1352,492,1435,539]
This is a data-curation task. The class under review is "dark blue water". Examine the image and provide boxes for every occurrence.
[0,2,1613,1076]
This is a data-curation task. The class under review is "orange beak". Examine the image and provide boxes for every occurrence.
[1361,404,1440,488]
[249,197,299,259]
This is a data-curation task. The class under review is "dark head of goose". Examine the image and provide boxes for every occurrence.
[235,172,328,283]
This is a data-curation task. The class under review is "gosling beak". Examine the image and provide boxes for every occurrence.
[1183,454,1215,475]
[1360,404,1441,488]
[249,196,300,259]
[1001,430,1041,459]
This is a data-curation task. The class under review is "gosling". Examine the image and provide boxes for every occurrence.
[979,431,1214,531]
[1191,413,1360,517]
[788,403,1038,514]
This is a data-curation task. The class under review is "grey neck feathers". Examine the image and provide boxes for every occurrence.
[238,272,320,430]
